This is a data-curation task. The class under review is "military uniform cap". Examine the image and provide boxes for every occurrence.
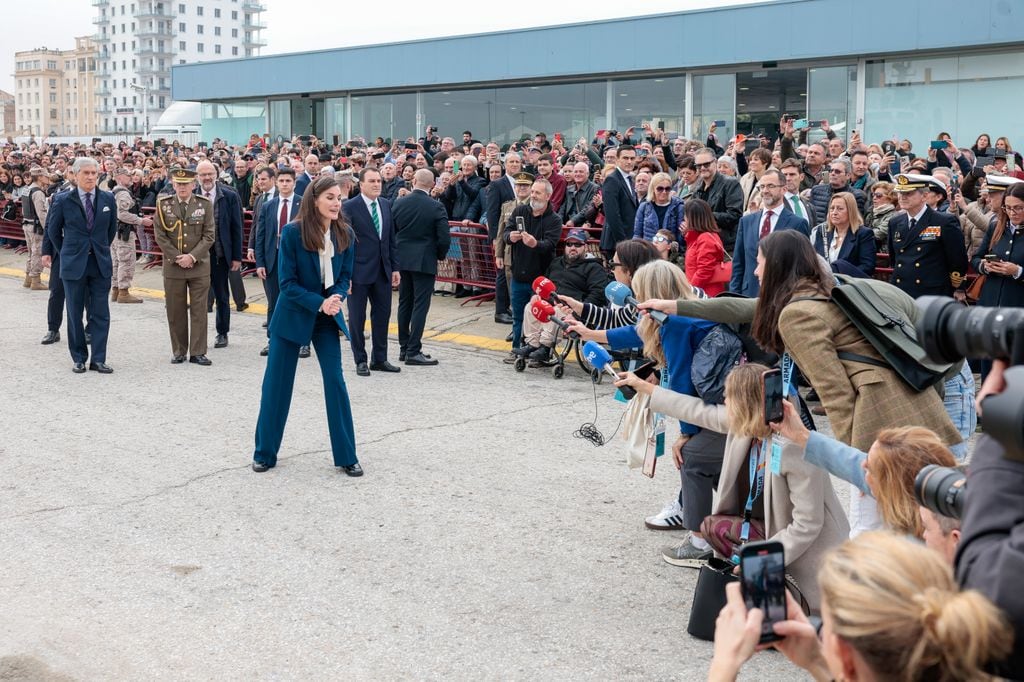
[892,173,931,192]
[513,172,535,185]
[986,175,1024,192]
[169,166,197,184]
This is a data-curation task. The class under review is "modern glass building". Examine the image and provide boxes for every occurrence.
[171,0,1024,150]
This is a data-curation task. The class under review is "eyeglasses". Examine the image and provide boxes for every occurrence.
[1005,204,1024,214]
[695,161,714,169]
[565,242,584,247]
[758,183,780,191]
[652,235,670,244]
[828,168,845,174]
[654,186,671,193]
[872,192,886,198]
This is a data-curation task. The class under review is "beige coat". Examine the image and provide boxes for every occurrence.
[650,386,849,611]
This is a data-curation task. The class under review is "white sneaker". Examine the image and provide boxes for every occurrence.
[645,497,686,530]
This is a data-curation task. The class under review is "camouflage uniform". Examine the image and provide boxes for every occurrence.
[111,184,145,302]
[21,183,48,290]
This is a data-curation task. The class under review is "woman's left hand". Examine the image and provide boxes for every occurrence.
[772,399,810,447]
[613,371,656,397]
[708,582,764,681]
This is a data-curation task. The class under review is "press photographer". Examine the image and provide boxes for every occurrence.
[915,297,1024,678]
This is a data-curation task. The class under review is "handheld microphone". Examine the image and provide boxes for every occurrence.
[605,281,668,324]
[582,340,636,399]
[531,300,579,339]
[532,276,560,304]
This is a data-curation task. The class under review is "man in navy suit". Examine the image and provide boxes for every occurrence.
[195,161,244,349]
[600,145,639,259]
[253,167,304,357]
[41,157,117,373]
[392,169,451,366]
[293,153,319,197]
[485,152,521,324]
[344,167,401,376]
[730,169,810,297]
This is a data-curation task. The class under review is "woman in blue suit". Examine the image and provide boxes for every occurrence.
[252,177,363,476]
[810,191,877,277]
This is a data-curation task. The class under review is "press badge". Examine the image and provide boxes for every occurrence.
[770,440,783,475]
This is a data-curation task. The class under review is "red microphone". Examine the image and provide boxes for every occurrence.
[532,276,560,304]
[531,300,578,338]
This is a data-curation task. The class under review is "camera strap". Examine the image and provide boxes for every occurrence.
[732,439,766,564]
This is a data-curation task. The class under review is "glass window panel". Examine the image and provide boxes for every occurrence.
[269,99,290,141]
[955,52,1024,153]
[424,82,607,147]
[864,57,958,150]
[325,96,346,144]
[349,93,417,143]
[808,65,856,144]
[692,73,735,143]
[613,76,684,137]
[200,100,265,145]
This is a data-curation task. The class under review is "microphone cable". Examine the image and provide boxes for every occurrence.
[574,378,629,447]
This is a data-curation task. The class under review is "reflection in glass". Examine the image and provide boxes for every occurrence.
[201,100,265,145]
[350,93,417,143]
[612,77,685,136]
[269,100,290,142]
[692,73,735,145]
[808,65,856,144]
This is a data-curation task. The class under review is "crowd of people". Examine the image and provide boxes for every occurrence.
[3,117,1024,678]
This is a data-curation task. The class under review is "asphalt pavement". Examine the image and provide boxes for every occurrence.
[0,251,811,680]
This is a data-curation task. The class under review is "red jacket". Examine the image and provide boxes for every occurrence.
[685,230,727,296]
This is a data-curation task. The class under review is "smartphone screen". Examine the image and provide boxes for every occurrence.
[740,541,787,644]
[515,216,525,232]
[931,140,949,150]
[762,369,784,424]
[792,119,809,130]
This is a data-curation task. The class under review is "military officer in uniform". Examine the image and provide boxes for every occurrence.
[153,168,216,365]
[887,173,969,300]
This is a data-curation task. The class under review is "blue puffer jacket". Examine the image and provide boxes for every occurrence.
[633,197,685,242]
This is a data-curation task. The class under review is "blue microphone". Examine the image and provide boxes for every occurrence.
[604,281,668,324]
[582,340,636,399]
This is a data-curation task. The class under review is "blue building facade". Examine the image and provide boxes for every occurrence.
[171,0,1024,151]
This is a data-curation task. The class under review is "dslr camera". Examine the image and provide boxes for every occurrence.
[913,297,1024,518]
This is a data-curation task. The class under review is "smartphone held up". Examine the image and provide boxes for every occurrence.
[739,540,788,644]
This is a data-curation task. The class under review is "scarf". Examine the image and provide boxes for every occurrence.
[319,230,334,290]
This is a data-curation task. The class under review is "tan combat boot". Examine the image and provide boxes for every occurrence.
[111,287,119,301]
[117,288,144,304]
[23,273,31,288]
[30,275,47,291]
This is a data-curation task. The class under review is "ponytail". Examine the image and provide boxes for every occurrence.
[819,532,1011,682]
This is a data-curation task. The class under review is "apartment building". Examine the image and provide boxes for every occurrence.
[13,37,100,136]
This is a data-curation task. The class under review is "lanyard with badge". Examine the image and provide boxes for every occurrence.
[731,354,794,564]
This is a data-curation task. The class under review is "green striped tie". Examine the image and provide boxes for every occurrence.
[371,200,381,237]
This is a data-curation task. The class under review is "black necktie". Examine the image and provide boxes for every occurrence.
[910,217,917,232]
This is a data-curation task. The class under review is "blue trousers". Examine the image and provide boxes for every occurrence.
[63,255,110,364]
[509,279,534,350]
[944,362,976,461]
[253,315,358,468]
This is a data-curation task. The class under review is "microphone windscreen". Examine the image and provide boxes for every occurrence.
[605,281,632,307]
[532,275,548,293]
[582,340,612,370]
[537,279,557,300]
[530,301,551,322]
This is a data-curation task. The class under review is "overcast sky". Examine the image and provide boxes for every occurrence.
[2,0,763,94]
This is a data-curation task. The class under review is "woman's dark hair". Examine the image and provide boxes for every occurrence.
[990,182,1024,248]
[751,230,834,354]
[615,238,660,277]
[296,176,351,254]
[683,198,719,234]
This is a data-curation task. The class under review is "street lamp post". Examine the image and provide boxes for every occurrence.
[130,83,149,137]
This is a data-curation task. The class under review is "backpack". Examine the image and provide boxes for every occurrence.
[690,324,746,404]
[1,201,16,222]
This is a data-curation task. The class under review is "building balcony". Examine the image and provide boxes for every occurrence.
[95,85,111,96]
[92,0,109,5]
[135,6,175,19]
[136,46,175,59]
[243,36,268,49]
[242,0,267,11]
[93,14,110,25]
[136,65,170,78]
[94,33,110,43]
[136,27,175,40]
[242,20,267,30]
[96,105,112,114]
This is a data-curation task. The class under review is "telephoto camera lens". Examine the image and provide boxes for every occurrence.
[914,464,966,520]
[917,296,1024,364]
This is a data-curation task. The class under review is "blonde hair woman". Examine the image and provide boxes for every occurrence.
[633,171,684,241]
[709,532,1011,682]
[568,261,726,561]
[810,191,876,276]
[774,399,956,538]
[616,363,848,606]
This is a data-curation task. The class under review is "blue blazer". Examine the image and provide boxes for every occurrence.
[294,172,314,198]
[343,195,399,285]
[210,184,244,262]
[730,206,810,297]
[254,194,300,273]
[46,188,117,280]
[269,223,354,346]
[811,224,877,276]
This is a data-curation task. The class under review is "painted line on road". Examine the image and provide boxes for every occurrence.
[0,267,509,354]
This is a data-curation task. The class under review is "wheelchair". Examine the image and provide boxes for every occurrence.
[513,327,644,381]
